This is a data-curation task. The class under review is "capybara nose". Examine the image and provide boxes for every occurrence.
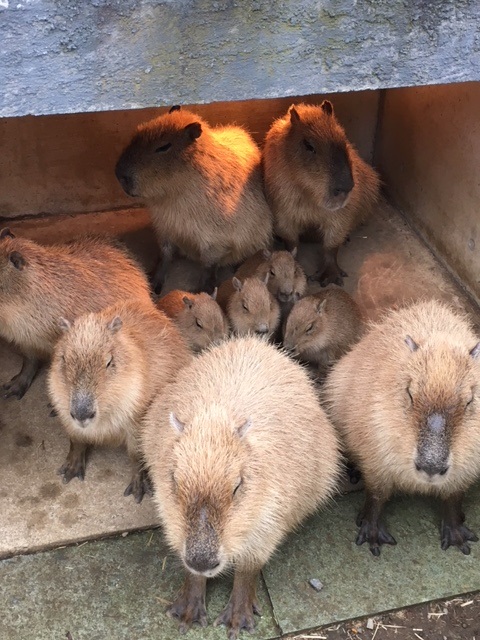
[255,324,269,335]
[185,555,220,574]
[70,392,96,424]
[415,461,449,477]
[116,171,135,196]
[278,291,293,303]
[333,171,354,197]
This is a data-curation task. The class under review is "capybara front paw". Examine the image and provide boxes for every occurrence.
[167,592,208,633]
[124,469,153,504]
[3,375,29,399]
[441,522,478,555]
[319,267,347,287]
[214,598,262,640]
[355,515,397,557]
[58,459,85,484]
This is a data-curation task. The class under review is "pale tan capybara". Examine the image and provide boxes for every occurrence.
[324,300,480,556]
[263,101,380,286]
[157,288,229,353]
[0,229,152,399]
[216,275,280,339]
[115,106,273,292]
[48,300,191,502]
[142,335,340,638]
[283,285,362,374]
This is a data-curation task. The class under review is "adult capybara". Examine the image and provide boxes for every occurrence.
[142,335,340,638]
[157,289,229,353]
[115,107,273,292]
[324,300,480,556]
[48,300,191,502]
[263,101,380,286]
[0,229,152,399]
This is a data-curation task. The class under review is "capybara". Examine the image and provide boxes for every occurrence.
[324,300,480,556]
[48,300,191,502]
[283,285,362,375]
[0,229,152,399]
[157,289,229,353]
[234,248,307,304]
[263,101,380,286]
[142,335,340,637]
[115,106,273,292]
[217,275,280,338]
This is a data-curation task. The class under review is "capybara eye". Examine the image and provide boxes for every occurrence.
[242,303,249,312]
[303,139,316,154]
[466,393,474,409]
[305,323,314,334]
[195,318,203,329]
[270,269,275,277]
[407,387,414,405]
[233,477,243,496]
[106,355,113,369]
[155,143,172,153]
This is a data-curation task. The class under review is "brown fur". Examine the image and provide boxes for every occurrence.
[262,101,380,283]
[324,300,480,553]
[217,275,280,338]
[142,335,340,633]
[115,108,273,279]
[157,289,229,353]
[232,249,307,304]
[0,231,152,397]
[48,299,191,498]
[283,285,362,370]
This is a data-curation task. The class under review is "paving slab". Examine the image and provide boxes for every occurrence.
[0,529,279,640]
[263,484,480,634]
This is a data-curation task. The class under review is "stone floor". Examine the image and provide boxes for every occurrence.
[1,203,479,639]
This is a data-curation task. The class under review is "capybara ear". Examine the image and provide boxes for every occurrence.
[262,272,270,286]
[321,100,334,116]
[184,122,202,140]
[58,318,71,332]
[262,249,272,260]
[9,251,26,270]
[0,228,15,239]
[290,246,298,258]
[315,298,327,315]
[237,417,252,438]
[169,412,185,434]
[210,287,218,301]
[232,277,243,292]
[405,335,419,352]
[182,296,194,309]
[168,105,181,114]
[108,316,123,333]
[470,342,480,359]
[289,105,301,125]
